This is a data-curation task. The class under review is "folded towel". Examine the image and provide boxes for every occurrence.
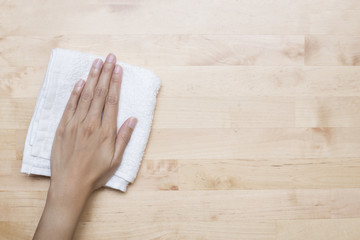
[21,48,161,192]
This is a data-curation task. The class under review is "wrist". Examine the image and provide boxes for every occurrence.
[48,184,91,209]
[49,177,92,202]
[47,179,92,223]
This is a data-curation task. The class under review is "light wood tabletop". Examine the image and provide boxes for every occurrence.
[1,0,360,239]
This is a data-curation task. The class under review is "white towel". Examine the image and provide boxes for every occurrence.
[21,48,161,192]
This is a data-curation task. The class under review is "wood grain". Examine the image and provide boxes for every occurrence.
[1,0,360,239]
[145,128,360,159]
[305,36,360,66]
[1,220,276,240]
[1,189,360,222]
[277,219,360,240]
[296,97,360,127]
[0,35,304,67]
[179,158,360,190]
[0,0,308,35]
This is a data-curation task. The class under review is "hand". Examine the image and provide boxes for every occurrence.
[33,53,137,240]
[50,53,137,195]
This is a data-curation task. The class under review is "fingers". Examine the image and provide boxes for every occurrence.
[102,64,122,129]
[59,79,85,127]
[87,53,116,118]
[112,117,138,167]
[75,58,103,121]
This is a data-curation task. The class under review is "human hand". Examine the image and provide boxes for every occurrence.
[33,53,137,240]
[50,53,137,195]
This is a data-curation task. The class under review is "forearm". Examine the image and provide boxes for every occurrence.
[33,184,91,240]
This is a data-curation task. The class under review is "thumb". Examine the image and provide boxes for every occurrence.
[113,117,137,167]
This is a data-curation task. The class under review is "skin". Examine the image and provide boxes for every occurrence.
[33,53,137,240]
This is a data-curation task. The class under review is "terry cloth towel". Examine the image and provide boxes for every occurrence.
[21,48,161,192]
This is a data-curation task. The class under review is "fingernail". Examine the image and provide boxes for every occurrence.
[127,117,137,129]
[76,79,85,87]
[106,53,116,63]
[114,64,122,74]
[93,58,102,68]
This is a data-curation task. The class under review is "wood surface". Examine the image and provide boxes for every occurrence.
[1,0,360,239]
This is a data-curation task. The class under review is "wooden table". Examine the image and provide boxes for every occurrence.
[1,0,360,239]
